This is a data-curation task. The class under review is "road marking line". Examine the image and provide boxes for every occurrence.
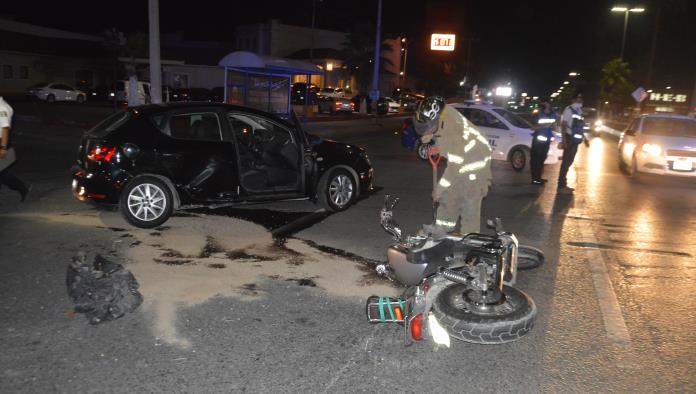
[579,224,632,347]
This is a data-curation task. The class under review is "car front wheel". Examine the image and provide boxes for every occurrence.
[318,168,356,212]
[77,95,85,104]
[120,176,174,228]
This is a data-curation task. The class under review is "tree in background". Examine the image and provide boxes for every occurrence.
[341,20,392,94]
[600,58,633,118]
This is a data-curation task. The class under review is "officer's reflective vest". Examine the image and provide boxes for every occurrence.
[568,106,585,144]
[534,111,557,143]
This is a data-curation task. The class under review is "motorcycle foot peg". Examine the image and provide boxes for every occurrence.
[366,296,405,324]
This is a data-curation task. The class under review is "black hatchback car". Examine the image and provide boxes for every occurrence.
[71,103,374,228]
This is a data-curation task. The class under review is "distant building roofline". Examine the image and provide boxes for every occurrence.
[0,18,102,42]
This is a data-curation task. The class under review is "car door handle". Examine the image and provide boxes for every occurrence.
[160,153,182,159]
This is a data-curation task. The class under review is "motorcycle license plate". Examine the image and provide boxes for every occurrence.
[673,159,693,171]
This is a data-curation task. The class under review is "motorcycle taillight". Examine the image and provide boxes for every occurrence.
[410,314,424,341]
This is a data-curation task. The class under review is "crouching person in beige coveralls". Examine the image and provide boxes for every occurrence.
[413,97,492,237]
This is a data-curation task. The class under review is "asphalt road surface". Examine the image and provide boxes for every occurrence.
[1,103,695,393]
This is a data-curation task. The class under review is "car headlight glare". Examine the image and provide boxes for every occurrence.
[595,120,603,126]
[641,143,662,156]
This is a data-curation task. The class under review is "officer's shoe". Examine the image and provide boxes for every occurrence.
[531,179,544,185]
[540,178,548,183]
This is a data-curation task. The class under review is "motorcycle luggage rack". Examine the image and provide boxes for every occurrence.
[366,296,406,323]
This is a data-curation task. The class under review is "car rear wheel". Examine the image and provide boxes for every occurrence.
[510,148,529,171]
[46,94,55,103]
[120,176,173,228]
[318,168,356,212]
[77,95,85,104]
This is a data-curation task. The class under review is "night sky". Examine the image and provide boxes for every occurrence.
[3,0,694,99]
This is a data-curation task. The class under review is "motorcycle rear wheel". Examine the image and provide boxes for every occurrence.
[432,285,536,344]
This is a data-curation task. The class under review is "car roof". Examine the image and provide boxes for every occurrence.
[449,101,502,110]
[129,102,294,125]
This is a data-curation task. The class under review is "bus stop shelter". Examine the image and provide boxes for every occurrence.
[218,51,322,118]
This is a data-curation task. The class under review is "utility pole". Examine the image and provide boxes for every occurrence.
[148,0,162,104]
[401,38,408,88]
[370,0,383,115]
[646,6,661,88]
[310,0,316,64]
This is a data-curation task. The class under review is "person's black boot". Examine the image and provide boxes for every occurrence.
[20,184,31,202]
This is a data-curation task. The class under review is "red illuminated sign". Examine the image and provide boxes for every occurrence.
[430,34,456,51]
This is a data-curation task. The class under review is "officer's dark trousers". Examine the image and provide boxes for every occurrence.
[530,140,550,181]
[558,142,579,188]
[0,169,27,194]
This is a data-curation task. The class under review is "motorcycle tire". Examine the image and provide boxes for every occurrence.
[517,245,544,270]
[432,285,536,344]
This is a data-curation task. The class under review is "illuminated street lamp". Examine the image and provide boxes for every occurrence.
[611,5,645,60]
[568,72,580,77]
[563,81,569,85]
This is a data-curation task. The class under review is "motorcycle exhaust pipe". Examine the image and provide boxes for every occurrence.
[441,268,469,285]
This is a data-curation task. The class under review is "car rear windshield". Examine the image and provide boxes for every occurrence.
[642,118,696,138]
[492,109,532,129]
[87,110,131,137]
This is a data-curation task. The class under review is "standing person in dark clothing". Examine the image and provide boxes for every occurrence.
[530,100,557,184]
[0,96,30,202]
[557,92,588,193]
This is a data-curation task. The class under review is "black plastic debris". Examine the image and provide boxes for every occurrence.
[66,252,143,324]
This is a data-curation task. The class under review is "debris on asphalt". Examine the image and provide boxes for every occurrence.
[66,252,143,324]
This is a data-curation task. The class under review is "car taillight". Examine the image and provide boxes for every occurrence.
[87,146,117,162]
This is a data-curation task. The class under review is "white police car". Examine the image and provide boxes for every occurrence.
[451,102,562,171]
[618,114,696,178]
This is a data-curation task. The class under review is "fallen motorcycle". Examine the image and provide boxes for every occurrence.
[366,195,541,346]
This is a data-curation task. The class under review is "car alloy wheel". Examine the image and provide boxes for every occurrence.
[47,94,55,103]
[318,168,357,212]
[120,175,174,228]
[329,173,354,208]
[128,183,167,222]
[77,95,85,104]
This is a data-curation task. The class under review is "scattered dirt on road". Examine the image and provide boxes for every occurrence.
[120,215,397,348]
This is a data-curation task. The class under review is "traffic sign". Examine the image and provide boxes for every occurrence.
[632,87,648,103]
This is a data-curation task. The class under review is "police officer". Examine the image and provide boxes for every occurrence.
[557,92,587,193]
[414,96,492,236]
[530,100,557,185]
[0,96,30,202]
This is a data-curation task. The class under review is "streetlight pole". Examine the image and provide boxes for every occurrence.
[370,0,383,115]
[611,6,645,61]
[148,0,162,104]
[401,38,408,88]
